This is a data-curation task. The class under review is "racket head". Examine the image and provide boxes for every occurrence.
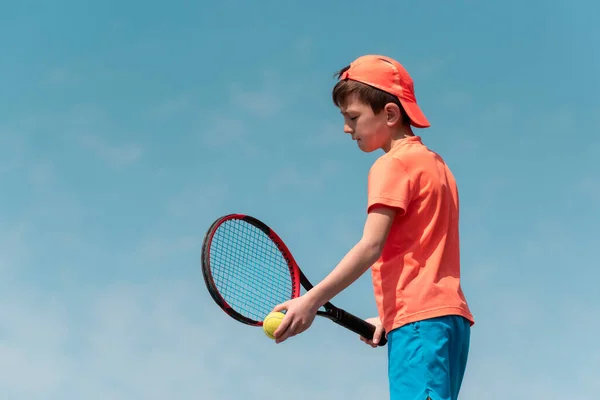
[201,214,301,326]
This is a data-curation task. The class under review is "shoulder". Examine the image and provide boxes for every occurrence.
[368,148,418,184]
[369,152,408,176]
[366,152,415,214]
[391,139,451,178]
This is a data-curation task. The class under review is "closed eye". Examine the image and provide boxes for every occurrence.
[341,110,358,120]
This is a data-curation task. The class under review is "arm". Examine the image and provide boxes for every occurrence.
[312,155,411,303]
[305,205,396,308]
[272,157,412,344]
[272,205,397,343]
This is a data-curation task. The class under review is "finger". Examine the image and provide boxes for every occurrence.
[275,325,292,343]
[273,313,293,341]
[272,302,288,313]
[359,335,374,347]
[371,325,384,345]
[276,318,300,344]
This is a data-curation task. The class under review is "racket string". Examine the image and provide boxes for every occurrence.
[209,219,294,322]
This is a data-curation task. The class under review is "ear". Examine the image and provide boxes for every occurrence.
[384,103,402,126]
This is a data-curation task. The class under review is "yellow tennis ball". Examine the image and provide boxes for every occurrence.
[263,311,285,339]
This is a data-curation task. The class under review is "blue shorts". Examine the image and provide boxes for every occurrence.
[387,315,471,400]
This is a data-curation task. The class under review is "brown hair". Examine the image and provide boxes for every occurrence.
[332,66,409,125]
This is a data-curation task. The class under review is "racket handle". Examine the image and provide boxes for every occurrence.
[333,309,387,346]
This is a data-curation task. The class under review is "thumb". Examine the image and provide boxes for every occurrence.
[372,324,384,344]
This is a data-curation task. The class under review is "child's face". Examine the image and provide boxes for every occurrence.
[339,94,391,153]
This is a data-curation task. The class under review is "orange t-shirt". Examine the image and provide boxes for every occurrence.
[367,136,474,334]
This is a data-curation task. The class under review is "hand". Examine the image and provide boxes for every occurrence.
[271,295,319,344]
[359,316,385,348]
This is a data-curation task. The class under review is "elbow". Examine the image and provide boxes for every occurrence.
[360,239,384,263]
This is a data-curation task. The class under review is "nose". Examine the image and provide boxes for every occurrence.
[343,123,353,134]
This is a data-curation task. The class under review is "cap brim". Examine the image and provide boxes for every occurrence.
[401,100,430,128]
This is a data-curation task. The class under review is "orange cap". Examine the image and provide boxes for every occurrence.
[339,55,430,128]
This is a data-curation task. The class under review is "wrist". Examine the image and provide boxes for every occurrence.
[305,287,327,311]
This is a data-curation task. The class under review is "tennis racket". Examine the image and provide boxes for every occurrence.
[201,213,387,346]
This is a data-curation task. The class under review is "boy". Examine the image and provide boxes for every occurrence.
[272,55,474,400]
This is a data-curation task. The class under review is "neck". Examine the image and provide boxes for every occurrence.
[382,125,414,152]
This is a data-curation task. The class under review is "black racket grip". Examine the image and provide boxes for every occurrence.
[333,309,387,346]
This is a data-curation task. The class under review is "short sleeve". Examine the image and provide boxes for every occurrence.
[367,155,413,215]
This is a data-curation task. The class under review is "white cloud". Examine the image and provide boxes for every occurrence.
[152,94,194,120]
[0,131,27,175]
[43,64,116,88]
[409,57,447,81]
[0,262,393,400]
[437,90,473,108]
[27,161,59,187]
[200,116,250,150]
[300,120,349,151]
[228,70,285,118]
[294,37,312,62]
[129,235,201,264]
[479,101,515,125]
[166,179,230,219]
[231,89,283,117]
[45,66,81,86]
[267,159,341,194]
[573,175,600,201]
[78,133,143,168]
[0,281,72,398]
[0,222,32,275]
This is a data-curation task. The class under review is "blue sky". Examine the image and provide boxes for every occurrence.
[1,0,598,398]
